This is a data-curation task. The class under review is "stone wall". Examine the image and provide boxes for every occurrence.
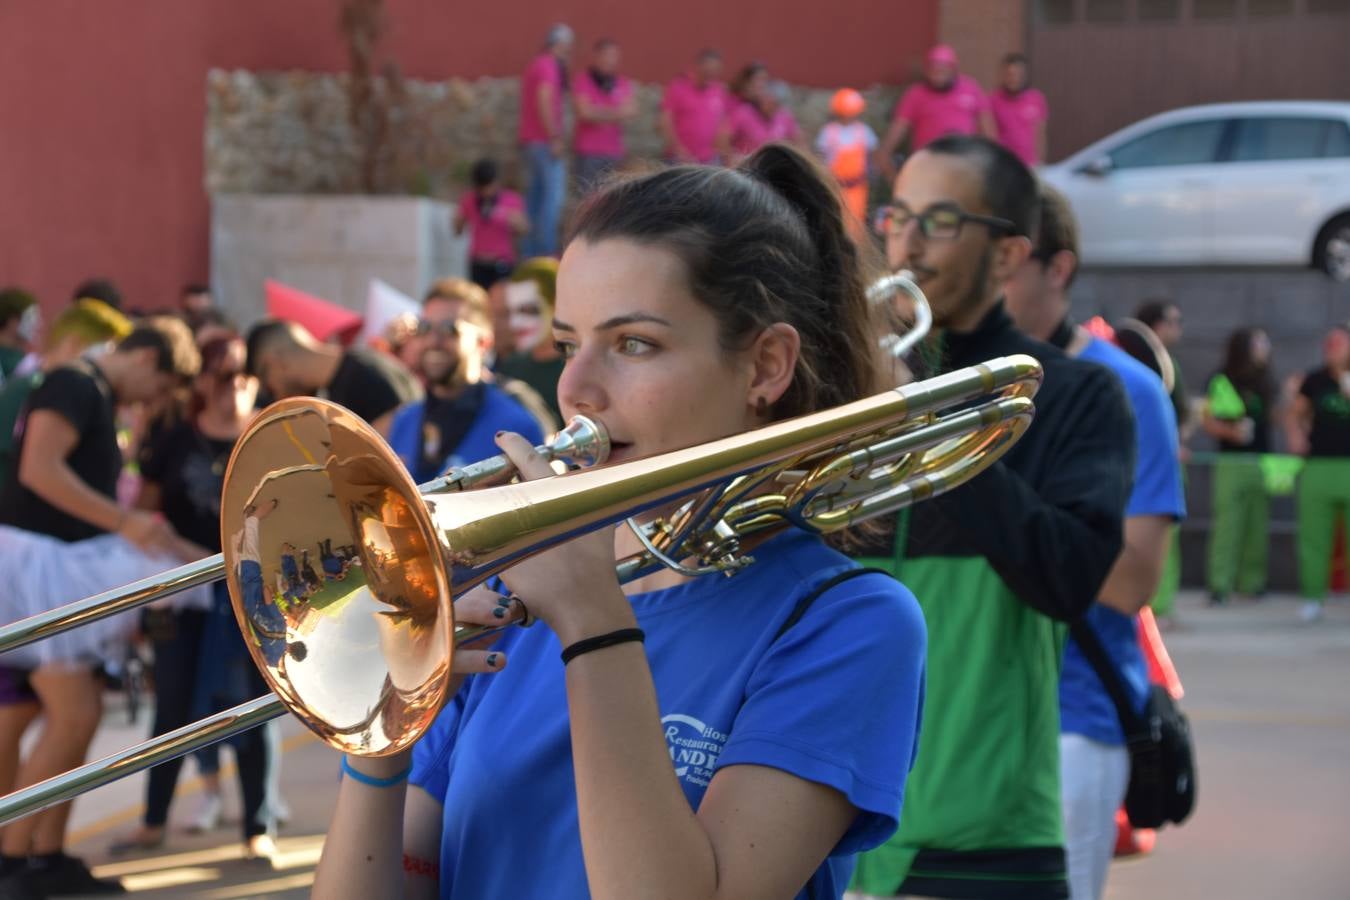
[205,69,903,198]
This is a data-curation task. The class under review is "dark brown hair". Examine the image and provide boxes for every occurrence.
[567,143,885,421]
[1025,183,1081,289]
[119,315,200,380]
[1220,327,1273,407]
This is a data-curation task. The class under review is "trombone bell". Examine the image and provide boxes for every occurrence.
[221,401,453,757]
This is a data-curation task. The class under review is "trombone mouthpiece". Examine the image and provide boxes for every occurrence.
[425,416,611,493]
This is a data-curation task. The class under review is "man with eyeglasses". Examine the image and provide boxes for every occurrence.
[848,136,1134,900]
[244,319,420,438]
[386,279,545,484]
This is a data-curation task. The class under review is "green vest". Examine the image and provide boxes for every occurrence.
[850,552,1066,894]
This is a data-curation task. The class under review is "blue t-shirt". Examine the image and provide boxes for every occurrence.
[410,529,927,899]
[388,384,544,484]
[1060,337,1186,745]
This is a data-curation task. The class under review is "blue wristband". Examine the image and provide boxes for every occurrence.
[341,755,411,788]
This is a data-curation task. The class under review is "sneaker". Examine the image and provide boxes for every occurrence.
[187,791,223,834]
[243,834,278,864]
[27,854,125,895]
[1300,601,1325,623]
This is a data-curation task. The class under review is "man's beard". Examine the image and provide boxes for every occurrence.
[420,349,467,390]
[928,247,992,330]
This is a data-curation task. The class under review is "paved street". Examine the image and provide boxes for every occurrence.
[46,590,1350,898]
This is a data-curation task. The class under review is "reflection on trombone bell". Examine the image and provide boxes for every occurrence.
[0,354,1043,823]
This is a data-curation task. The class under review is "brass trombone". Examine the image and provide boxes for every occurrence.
[0,336,1040,827]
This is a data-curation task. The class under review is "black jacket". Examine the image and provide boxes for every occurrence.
[878,303,1135,621]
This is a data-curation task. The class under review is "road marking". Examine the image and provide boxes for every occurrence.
[200,871,316,898]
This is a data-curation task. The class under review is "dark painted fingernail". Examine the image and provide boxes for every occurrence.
[486,653,499,667]
[495,431,505,438]
[496,595,511,607]
[492,606,506,619]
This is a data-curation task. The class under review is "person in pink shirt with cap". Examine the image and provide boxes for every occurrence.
[660,48,731,164]
[990,52,1049,167]
[519,23,574,257]
[727,80,802,163]
[874,44,992,183]
[572,38,637,194]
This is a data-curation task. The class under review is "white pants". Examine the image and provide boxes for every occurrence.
[1059,733,1131,900]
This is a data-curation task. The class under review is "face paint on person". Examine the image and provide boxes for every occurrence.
[507,280,551,352]
[17,306,40,346]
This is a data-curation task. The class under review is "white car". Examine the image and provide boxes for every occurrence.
[1041,101,1350,280]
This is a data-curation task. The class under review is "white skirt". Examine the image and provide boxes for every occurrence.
[0,525,210,670]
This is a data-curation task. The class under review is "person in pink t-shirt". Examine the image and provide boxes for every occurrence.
[874,44,993,183]
[990,52,1049,167]
[573,38,637,194]
[727,80,802,163]
[660,49,731,164]
[728,61,770,109]
[455,159,530,289]
[519,23,574,258]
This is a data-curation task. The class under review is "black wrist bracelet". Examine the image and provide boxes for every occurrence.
[560,628,645,665]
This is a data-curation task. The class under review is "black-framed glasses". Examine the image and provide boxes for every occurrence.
[873,202,1017,240]
[415,319,460,338]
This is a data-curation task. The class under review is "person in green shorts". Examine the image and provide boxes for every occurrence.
[1130,300,1193,620]
[1285,324,1350,623]
[849,135,1133,900]
[1202,328,1275,605]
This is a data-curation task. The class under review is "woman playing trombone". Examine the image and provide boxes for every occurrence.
[312,144,927,900]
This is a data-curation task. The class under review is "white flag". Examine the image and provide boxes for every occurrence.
[361,279,420,345]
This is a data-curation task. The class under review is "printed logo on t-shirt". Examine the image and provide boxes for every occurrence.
[1320,391,1350,419]
[662,713,728,789]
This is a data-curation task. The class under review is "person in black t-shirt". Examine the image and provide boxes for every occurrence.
[1286,324,1350,622]
[0,318,200,898]
[1202,328,1276,605]
[244,319,420,437]
[109,333,281,861]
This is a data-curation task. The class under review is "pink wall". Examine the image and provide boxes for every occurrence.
[0,0,937,320]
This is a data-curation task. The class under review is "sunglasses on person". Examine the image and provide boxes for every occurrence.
[873,201,1017,241]
[415,318,461,338]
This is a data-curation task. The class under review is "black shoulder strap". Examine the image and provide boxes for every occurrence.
[774,566,891,642]
[1069,617,1147,737]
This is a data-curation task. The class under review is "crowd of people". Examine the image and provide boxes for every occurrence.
[462,26,1050,271]
[0,36,1345,900]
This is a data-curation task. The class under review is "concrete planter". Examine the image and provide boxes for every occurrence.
[210,194,467,327]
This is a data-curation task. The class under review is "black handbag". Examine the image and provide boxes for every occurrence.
[1069,618,1197,830]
